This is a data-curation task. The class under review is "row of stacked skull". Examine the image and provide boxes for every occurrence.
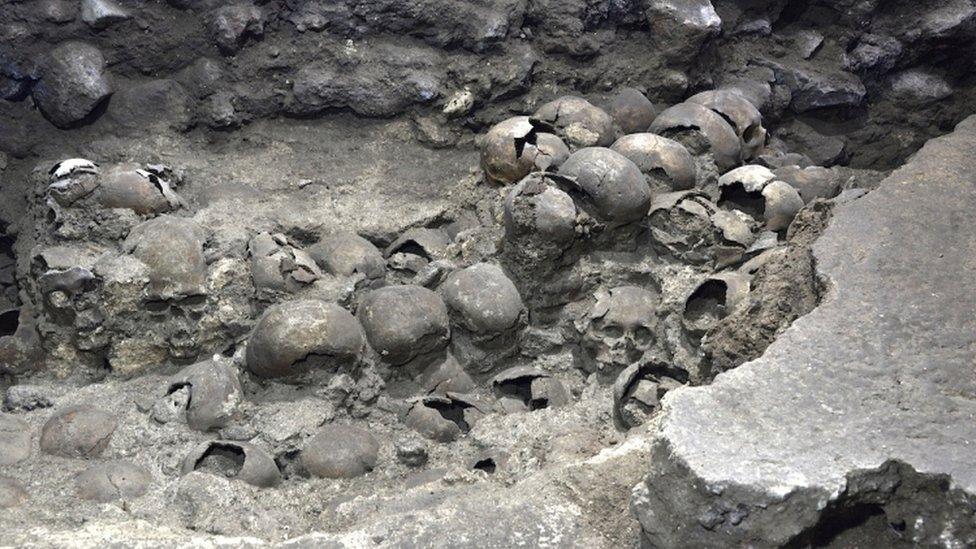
[9,86,813,437]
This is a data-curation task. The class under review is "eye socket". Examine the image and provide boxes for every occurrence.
[634,326,654,345]
[600,325,624,339]
[177,294,208,311]
[144,299,171,314]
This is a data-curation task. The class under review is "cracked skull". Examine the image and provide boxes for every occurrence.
[246,298,364,380]
[480,116,570,185]
[531,96,616,149]
[579,286,660,379]
[687,89,766,162]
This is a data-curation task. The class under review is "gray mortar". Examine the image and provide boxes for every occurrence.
[0,1,973,547]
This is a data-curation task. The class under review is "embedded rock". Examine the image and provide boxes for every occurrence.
[31,42,112,129]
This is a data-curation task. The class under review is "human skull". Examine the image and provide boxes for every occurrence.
[74,461,151,503]
[440,263,525,372]
[404,392,488,442]
[97,164,186,214]
[180,440,280,488]
[687,89,766,162]
[384,228,451,277]
[647,190,757,268]
[503,172,579,246]
[123,215,207,301]
[531,96,616,149]
[649,102,741,172]
[162,356,242,431]
[480,116,570,185]
[772,165,840,203]
[718,165,804,232]
[491,366,569,413]
[608,87,657,135]
[246,299,364,379]
[610,133,697,192]
[682,272,751,340]
[557,147,651,224]
[579,286,660,380]
[123,216,210,358]
[307,232,386,281]
[357,285,450,365]
[612,364,684,430]
[249,232,322,294]
[48,160,186,215]
[47,159,99,207]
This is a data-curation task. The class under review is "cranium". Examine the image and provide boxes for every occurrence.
[357,285,451,366]
[480,116,570,185]
[123,215,208,301]
[649,102,741,172]
[181,440,281,488]
[440,263,525,372]
[579,286,660,379]
[97,164,186,214]
[773,165,840,203]
[687,89,767,161]
[491,366,569,413]
[557,147,651,224]
[647,190,757,268]
[307,232,386,281]
[123,216,210,358]
[682,272,751,340]
[612,363,684,430]
[610,133,697,191]
[246,299,364,379]
[384,228,451,277]
[608,87,657,135]
[531,96,616,149]
[301,425,379,479]
[249,232,322,294]
[503,172,579,246]
[718,165,804,232]
[404,392,488,442]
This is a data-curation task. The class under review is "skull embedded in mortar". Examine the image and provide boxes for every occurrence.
[439,262,525,373]
[577,286,661,380]
[649,102,741,172]
[531,96,616,149]
[687,89,767,162]
[480,116,570,185]
[122,215,210,360]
